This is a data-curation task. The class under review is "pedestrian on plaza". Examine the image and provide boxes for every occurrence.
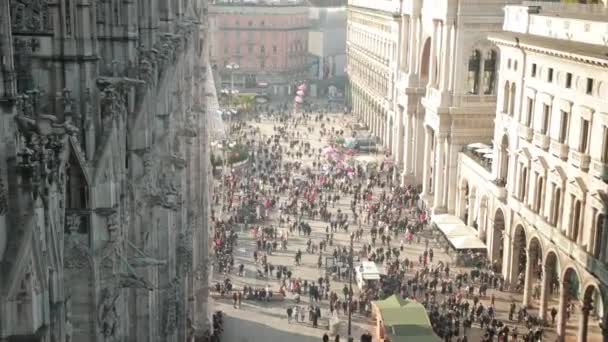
[232,292,238,308]
[237,291,242,307]
[551,307,558,324]
[323,333,330,342]
[334,334,340,342]
[287,306,293,323]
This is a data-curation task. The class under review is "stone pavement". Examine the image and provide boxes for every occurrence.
[210,111,598,342]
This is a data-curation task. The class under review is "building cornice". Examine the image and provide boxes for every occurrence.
[489,32,608,68]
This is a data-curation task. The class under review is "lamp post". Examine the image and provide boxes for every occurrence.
[225,62,240,134]
[222,62,239,180]
[348,232,354,339]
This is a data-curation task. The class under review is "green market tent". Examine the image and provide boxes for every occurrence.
[372,295,440,342]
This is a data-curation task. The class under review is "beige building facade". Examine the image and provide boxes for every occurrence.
[347,0,400,148]
[457,2,608,341]
[349,0,608,341]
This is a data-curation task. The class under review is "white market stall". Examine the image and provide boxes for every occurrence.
[432,214,486,250]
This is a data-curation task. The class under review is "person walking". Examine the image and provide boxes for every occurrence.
[323,333,329,342]
[287,306,293,323]
[334,334,340,342]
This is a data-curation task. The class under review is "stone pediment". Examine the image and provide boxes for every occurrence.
[67,137,91,186]
[568,177,588,199]
[517,147,532,163]
[6,238,44,302]
[589,190,608,213]
[548,165,567,185]
[92,125,116,184]
[532,155,548,174]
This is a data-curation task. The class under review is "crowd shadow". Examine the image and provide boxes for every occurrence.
[222,313,325,342]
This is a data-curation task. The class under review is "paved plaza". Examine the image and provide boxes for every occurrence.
[210,111,602,342]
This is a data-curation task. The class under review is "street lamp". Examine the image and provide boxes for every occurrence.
[348,232,354,339]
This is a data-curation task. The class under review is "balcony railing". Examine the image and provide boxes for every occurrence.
[533,132,550,150]
[518,124,533,141]
[549,140,569,160]
[590,159,608,183]
[462,148,492,172]
[569,150,591,171]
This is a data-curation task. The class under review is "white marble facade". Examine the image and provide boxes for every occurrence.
[0,0,213,341]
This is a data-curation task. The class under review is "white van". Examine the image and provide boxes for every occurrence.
[355,261,385,289]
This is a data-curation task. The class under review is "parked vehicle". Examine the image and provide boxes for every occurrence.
[353,136,378,153]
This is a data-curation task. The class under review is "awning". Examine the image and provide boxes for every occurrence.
[449,236,487,250]
[432,214,486,250]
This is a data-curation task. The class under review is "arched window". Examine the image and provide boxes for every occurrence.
[535,177,544,213]
[499,135,509,185]
[467,50,481,94]
[520,167,528,200]
[572,199,582,242]
[509,83,517,116]
[483,50,497,94]
[552,187,562,226]
[503,82,510,113]
[593,213,605,259]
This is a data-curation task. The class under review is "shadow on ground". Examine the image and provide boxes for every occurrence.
[222,314,324,342]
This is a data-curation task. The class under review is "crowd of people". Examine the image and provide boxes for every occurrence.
[210,108,555,342]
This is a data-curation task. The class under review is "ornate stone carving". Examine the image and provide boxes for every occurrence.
[13,37,40,54]
[10,0,52,33]
[98,286,120,340]
[0,172,7,215]
[116,273,153,290]
[129,257,166,268]
[64,214,91,269]
[176,230,193,276]
[163,277,182,335]
[106,212,119,242]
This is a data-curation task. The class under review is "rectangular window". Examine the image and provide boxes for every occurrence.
[548,68,554,83]
[526,97,534,126]
[587,78,594,95]
[603,126,608,163]
[566,72,573,88]
[273,45,277,53]
[541,104,551,134]
[260,45,265,53]
[531,63,537,77]
[559,110,569,144]
[580,118,590,153]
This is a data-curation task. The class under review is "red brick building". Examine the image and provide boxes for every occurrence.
[210,1,310,96]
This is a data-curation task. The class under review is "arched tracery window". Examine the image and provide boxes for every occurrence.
[503,82,510,113]
[483,50,497,94]
[467,50,481,94]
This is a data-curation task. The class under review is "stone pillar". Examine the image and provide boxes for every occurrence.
[440,22,451,92]
[446,142,460,213]
[422,126,433,196]
[428,21,437,87]
[522,250,533,307]
[396,108,404,168]
[539,263,548,320]
[578,302,591,342]
[414,111,425,183]
[467,192,475,226]
[433,134,446,210]
[401,110,413,184]
[556,281,567,342]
